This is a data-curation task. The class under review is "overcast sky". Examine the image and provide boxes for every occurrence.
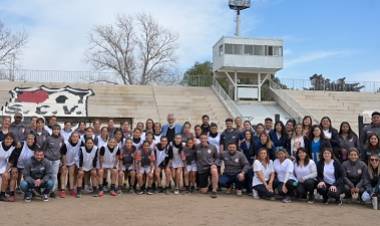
[0,0,379,81]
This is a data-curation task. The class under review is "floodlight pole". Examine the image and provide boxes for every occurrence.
[235,9,241,36]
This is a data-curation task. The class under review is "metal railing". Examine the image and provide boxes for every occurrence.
[0,69,123,84]
[211,77,242,118]
[275,78,380,93]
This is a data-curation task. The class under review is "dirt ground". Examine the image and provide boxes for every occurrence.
[1,193,379,226]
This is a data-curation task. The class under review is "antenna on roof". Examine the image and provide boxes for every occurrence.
[228,0,251,36]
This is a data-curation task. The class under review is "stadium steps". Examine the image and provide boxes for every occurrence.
[0,81,231,129]
[271,88,380,132]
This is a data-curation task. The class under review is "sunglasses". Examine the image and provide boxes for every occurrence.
[370,158,379,162]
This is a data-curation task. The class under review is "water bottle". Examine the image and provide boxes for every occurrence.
[372,197,378,210]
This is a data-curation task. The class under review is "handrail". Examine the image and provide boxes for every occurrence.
[269,79,319,123]
[211,77,242,118]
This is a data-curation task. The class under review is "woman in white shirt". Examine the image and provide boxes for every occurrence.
[290,124,306,159]
[294,147,317,203]
[316,147,344,205]
[252,148,275,199]
[274,148,298,203]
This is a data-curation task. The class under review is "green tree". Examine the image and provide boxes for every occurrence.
[182,61,213,87]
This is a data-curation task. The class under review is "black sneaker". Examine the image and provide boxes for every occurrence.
[49,192,56,198]
[24,196,32,203]
[211,191,217,199]
[137,189,144,195]
[146,189,153,195]
[42,194,49,202]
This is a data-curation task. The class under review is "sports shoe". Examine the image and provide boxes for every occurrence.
[110,191,118,196]
[236,190,242,196]
[49,192,56,198]
[174,189,180,195]
[70,190,77,197]
[282,197,292,203]
[59,190,66,198]
[42,194,49,202]
[98,191,105,197]
[7,195,16,202]
[76,192,82,198]
[146,189,154,195]
[137,189,144,195]
[210,191,217,199]
[24,195,32,203]
[252,189,259,199]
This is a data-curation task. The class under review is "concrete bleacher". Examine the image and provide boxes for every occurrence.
[0,81,231,129]
[272,89,380,132]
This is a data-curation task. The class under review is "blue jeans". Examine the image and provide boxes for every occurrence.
[219,174,244,190]
[20,180,54,196]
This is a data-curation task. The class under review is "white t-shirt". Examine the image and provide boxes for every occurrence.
[252,159,274,187]
[323,160,336,185]
[323,129,332,139]
[274,158,297,183]
[294,160,317,182]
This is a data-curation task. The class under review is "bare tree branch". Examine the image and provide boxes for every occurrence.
[86,13,178,85]
[0,21,28,69]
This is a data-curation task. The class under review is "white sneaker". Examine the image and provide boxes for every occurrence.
[252,189,259,199]
[236,190,242,196]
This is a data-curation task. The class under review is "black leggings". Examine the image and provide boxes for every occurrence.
[253,183,274,198]
[317,183,342,201]
[276,179,297,197]
[296,179,316,199]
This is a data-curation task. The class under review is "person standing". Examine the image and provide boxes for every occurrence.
[161,114,182,143]
[10,112,26,143]
[196,133,219,198]
[42,124,64,198]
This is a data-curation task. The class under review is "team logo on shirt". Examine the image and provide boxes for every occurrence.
[234,158,239,163]
[1,85,94,117]
[207,149,211,154]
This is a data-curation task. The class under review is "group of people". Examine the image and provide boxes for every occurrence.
[0,111,379,209]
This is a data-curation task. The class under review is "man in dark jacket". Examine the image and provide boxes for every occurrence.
[220,143,251,196]
[20,149,54,202]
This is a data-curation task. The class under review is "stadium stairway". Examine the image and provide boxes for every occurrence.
[0,81,231,129]
[271,88,380,132]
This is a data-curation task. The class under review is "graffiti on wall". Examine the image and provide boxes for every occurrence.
[1,86,95,117]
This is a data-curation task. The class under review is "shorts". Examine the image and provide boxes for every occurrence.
[186,162,197,172]
[171,159,184,169]
[138,166,152,174]
[197,171,211,188]
[123,165,135,172]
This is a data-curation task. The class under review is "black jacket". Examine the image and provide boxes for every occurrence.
[317,159,344,189]
[305,138,332,160]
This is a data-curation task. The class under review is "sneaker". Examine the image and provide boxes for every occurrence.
[236,190,242,196]
[225,188,232,194]
[336,197,343,206]
[70,190,77,197]
[24,195,32,203]
[323,198,329,205]
[98,191,105,197]
[110,191,118,196]
[49,192,56,198]
[59,190,66,198]
[42,194,49,202]
[174,189,180,195]
[137,189,144,195]
[76,192,82,198]
[129,188,135,194]
[282,197,292,203]
[146,189,153,195]
[252,189,259,199]
[7,195,16,202]
[210,191,217,199]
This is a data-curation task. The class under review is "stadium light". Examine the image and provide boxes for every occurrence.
[228,0,251,36]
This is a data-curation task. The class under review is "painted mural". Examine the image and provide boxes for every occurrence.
[1,86,95,117]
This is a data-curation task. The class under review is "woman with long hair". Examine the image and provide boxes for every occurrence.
[338,121,359,162]
[294,147,317,203]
